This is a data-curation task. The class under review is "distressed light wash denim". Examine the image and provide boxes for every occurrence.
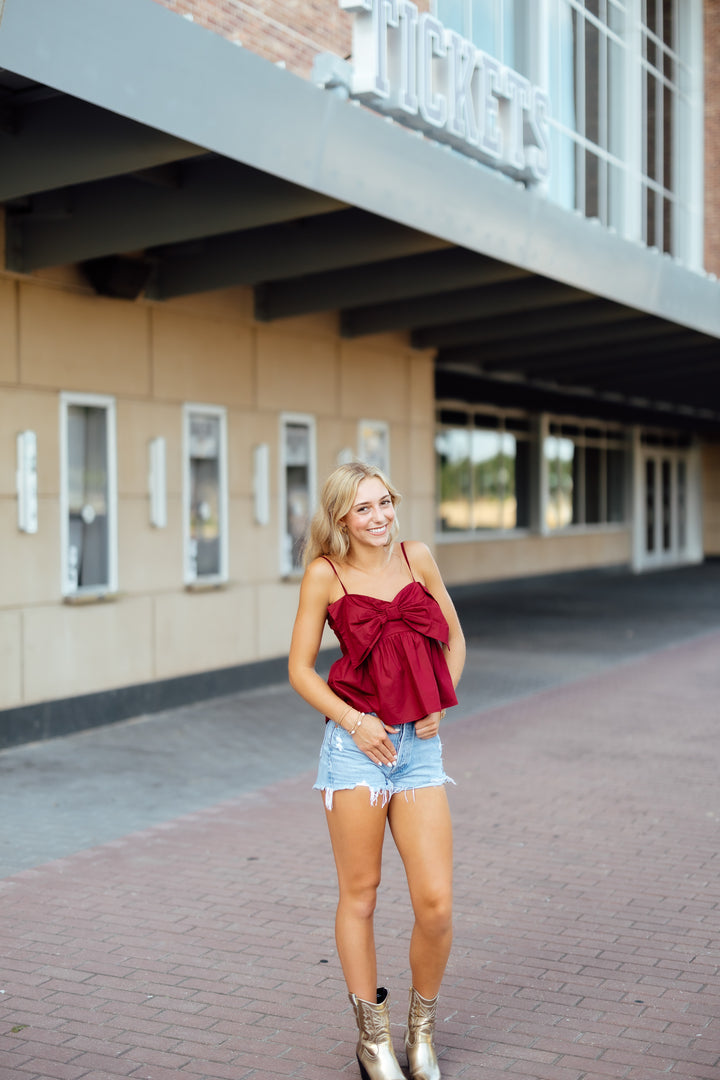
[313,719,455,810]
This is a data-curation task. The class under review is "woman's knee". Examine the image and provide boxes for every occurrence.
[339,877,381,921]
[415,890,453,936]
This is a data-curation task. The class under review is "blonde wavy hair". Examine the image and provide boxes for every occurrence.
[303,462,402,567]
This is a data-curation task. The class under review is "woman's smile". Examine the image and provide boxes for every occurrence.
[343,476,396,546]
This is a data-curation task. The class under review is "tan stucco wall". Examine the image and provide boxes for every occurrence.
[436,529,632,588]
[0,273,435,711]
[2,265,709,717]
[702,442,720,555]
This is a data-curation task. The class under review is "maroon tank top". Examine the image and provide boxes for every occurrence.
[322,542,457,725]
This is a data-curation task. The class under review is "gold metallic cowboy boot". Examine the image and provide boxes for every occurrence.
[348,987,405,1080]
[405,986,441,1080]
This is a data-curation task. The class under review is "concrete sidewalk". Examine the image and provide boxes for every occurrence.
[1,564,720,1078]
[2,562,720,878]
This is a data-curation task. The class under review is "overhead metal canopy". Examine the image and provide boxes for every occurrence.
[0,0,718,431]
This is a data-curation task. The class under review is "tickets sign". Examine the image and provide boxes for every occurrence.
[339,0,550,183]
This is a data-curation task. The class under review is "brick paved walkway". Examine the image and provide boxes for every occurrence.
[1,629,719,1079]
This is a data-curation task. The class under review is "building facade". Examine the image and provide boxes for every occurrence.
[0,0,718,744]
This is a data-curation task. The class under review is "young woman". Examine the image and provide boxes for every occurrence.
[289,462,465,1080]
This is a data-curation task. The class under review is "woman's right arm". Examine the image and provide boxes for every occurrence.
[288,559,399,765]
[288,559,351,724]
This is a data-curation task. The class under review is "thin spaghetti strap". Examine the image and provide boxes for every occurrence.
[399,541,415,581]
[321,555,348,595]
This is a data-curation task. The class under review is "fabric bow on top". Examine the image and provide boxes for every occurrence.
[328,581,450,668]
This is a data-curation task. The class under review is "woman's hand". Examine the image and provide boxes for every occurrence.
[415,710,444,740]
[352,713,399,766]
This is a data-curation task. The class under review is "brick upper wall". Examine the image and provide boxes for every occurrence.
[152,0,428,79]
[706,0,720,276]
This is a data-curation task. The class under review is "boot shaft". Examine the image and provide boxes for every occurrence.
[349,987,405,1080]
[405,986,441,1080]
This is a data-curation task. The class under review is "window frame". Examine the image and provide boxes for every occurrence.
[541,414,631,534]
[357,419,391,475]
[59,391,118,598]
[435,404,536,541]
[279,412,317,578]
[182,402,229,587]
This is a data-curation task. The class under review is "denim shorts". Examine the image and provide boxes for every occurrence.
[313,720,455,810]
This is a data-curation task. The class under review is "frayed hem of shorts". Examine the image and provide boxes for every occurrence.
[316,775,456,811]
[315,782,390,811]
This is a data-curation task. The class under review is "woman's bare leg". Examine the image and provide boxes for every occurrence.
[323,787,389,1001]
[387,786,453,998]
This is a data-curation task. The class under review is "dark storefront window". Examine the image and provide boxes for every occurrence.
[545,422,628,530]
[436,408,534,534]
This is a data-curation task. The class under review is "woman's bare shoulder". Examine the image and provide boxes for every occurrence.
[305,554,348,597]
[304,554,337,583]
[402,539,435,567]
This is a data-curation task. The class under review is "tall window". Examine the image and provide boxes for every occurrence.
[546,0,627,230]
[549,0,700,259]
[435,408,533,533]
[639,0,688,254]
[545,421,628,530]
[60,393,117,597]
[281,414,316,575]
[183,404,228,585]
[436,0,702,263]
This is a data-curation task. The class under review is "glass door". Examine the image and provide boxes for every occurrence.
[640,450,689,568]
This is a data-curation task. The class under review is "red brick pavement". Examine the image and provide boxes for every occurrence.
[1,632,719,1079]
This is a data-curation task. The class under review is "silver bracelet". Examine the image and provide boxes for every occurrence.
[349,713,365,736]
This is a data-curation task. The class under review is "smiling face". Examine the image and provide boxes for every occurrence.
[342,476,396,551]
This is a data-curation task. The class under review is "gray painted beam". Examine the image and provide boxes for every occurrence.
[412,299,641,349]
[581,372,720,408]
[475,316,684,364]
[522,330,716,378]
[150,211,450,301]
[553,345,720,386]
[254,250,530,320]
[594,364,720,393]
[341,279,592,338]
[436,328,703,373]
[7,158,343,271]
[435,368,720,430]
[0,95,204,200]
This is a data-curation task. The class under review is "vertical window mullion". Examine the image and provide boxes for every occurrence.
[599,20,608,222]
[655,62,664,249]
[577,7,586,214]
[498,423,506,530]
[469,423,477,533]
[624,0,643,242]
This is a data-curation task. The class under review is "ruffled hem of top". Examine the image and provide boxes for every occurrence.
[328,633,457,726]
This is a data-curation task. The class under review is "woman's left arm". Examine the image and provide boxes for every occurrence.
[407,540,466,688]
